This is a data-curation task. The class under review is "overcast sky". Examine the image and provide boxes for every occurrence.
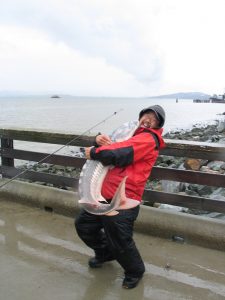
[0,0,225,97]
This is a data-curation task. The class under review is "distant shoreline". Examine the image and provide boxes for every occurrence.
[0,91,211,100]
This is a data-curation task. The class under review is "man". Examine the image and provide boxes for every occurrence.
[75,105,166,289]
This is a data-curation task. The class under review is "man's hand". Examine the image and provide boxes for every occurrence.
[96,134,112,146]
[85,147,93,160]
[85,135,112,159]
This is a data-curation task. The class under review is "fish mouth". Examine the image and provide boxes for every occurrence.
[140,122,150,128]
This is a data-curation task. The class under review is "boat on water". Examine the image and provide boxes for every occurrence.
[51,95,61,98]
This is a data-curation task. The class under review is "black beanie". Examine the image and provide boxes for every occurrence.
[139,105,166,128]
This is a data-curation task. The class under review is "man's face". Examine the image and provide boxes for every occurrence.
[139,111,160,129]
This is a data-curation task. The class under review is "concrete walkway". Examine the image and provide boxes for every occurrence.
[1,199,225,300]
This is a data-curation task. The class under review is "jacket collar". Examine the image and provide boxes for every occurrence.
[134,126,165,149]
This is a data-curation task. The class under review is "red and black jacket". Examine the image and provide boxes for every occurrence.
[90,127,165,201]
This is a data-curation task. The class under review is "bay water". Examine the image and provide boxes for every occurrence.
[1,96,225,133]
[0,96,225,154]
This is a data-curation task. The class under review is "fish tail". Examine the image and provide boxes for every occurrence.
[111,176,128,204]
[111,176,140,210]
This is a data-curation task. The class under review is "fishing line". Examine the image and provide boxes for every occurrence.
[0,109,123,189]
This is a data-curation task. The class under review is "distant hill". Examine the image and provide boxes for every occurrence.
[0,90,211,100]
[149,92,211,100]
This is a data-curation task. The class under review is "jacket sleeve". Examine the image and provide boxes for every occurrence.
[90,132,157,167]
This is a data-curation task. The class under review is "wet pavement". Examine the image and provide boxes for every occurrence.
[1,199,225,300]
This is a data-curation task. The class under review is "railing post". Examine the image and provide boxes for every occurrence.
[1,137,14,178]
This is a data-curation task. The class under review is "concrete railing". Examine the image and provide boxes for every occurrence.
[1,179,225,251]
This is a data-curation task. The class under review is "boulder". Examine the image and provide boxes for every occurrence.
[207,161,225,171]
[218,120,225,133]
[184,159,202,171]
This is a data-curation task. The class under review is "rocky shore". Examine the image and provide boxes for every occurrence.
[148,117,225,218]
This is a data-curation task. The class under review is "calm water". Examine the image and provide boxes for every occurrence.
[1,96,225,135]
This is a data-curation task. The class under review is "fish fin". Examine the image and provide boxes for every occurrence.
[105,210,119,216]
[118,199,140,210]
[111,176,140,210]
[111,176,128,203]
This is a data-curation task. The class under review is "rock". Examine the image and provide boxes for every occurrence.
[218,120,225,132]
[218,138,225,144]
[161,180,182,193]
[200,166,210,172]
[172,235,185,243]
[52,165,65,171]
[185,190,199,196]
[38,167,50,173]
[211,135,220,142]
[184,159,202,171]
[197,186,215,196]
[185,184,201,196]
[209,187,225,198]
[185,184,215,197]
[160,155,176,164]
[192,136,200,141]
[207,161,225,171]
[158,162,169,167]
[204,212,225,218]
[170,163,178,168]
[158,204,188,213]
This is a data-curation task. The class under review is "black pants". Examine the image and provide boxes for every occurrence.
[75,206,145,277]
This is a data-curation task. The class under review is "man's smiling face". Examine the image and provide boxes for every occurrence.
[139,111,160,129]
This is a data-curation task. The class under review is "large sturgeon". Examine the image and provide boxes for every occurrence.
[78,120,140,216]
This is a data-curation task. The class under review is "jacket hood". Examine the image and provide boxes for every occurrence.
[139,105,166,128]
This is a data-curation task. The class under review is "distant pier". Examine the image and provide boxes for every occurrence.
[193,99,210,103]
[194,93,225,103]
